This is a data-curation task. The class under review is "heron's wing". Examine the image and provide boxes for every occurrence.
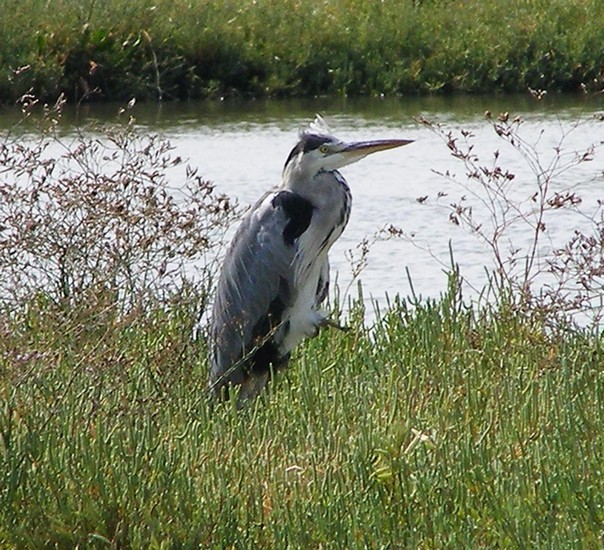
[209,189,314,388]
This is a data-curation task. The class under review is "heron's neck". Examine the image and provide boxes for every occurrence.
[282,164,344,191]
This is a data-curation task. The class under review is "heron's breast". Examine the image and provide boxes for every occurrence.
[279,258,326,354]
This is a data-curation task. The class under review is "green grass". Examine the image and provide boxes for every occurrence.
[1,0,603,103]
[2,278,604,547]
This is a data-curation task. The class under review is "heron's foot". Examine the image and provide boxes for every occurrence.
[320,318,350,332]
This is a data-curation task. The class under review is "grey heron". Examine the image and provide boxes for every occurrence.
[209,116,413,401]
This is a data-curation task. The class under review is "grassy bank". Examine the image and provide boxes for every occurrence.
[1,280,604,547]
[1,0,603,103]
[1,94,604,547]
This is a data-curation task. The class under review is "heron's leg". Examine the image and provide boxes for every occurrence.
[238,371,270,403]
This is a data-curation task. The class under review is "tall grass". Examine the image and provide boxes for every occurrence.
[1,0,603,102]
[2,275,604,547]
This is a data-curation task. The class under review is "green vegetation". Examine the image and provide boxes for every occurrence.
[1,0,603,103]
[1,99,604,546]
[2,278,604,547]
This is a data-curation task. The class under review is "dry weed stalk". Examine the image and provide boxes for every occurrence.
[0,94,237,314]
[418,110,604,329]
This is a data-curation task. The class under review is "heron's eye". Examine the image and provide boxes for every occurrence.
[319,145,329,154]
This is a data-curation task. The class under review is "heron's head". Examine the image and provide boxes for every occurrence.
[283,115,413,181]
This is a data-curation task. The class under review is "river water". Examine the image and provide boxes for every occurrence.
[2,95,603,318]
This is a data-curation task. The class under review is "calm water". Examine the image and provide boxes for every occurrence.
[2,95,603,315]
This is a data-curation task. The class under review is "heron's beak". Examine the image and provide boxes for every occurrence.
[340,138,414,163]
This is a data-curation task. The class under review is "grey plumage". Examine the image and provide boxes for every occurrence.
[209,116,412,401]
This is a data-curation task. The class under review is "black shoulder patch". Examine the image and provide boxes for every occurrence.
[272,191,314,245]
